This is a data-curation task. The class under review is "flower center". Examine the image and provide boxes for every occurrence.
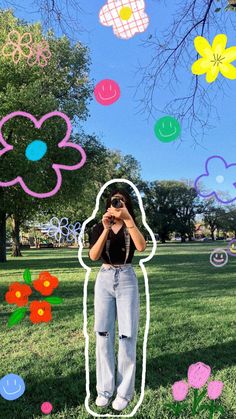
[43,280,50,287]
[25,139,47,162]
[119,6,133,20]
[211,53,225,66]
[15,291,21,298]
[216,175,224,184]
[38,309,44,316]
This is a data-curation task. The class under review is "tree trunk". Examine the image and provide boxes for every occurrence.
[0,211,7,263]
[11,215,22,257]
[181,235,186,243]
[160,235,166,244]
[211,229,215,240]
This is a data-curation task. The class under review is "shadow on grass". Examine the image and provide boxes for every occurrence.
[1,249,146,272]
[135,339,236,391]
[0,368,89,419]
[0,338,235,419]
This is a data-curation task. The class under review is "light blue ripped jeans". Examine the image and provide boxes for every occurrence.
[94,264,140,401]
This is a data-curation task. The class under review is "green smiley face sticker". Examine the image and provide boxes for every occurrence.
[154,116,181,143]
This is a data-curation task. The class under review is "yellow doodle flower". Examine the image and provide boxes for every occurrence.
[192,34,236,83]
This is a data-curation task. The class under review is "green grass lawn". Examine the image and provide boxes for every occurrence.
[0,242,235,418]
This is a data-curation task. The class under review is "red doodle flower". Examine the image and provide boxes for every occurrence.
[29,301,52,323]
[5,282,32,307]
[33,271,59,296]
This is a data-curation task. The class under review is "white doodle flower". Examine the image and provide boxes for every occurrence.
[41,217,69,242]
[99,0,149,40]
[66,222,81,243]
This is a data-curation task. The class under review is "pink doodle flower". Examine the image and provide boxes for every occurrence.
[99,0,149,40]
[172,380,189,401]
[0,111,86,198]
[2,30,32,64]
[27,40,51,68]
[188,362,211,389]
[207,381,224,400]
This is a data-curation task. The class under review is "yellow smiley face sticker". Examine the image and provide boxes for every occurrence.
[228,239,236,256]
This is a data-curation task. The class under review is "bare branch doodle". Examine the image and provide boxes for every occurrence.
[0,0,84,39]
[136,0,235,144]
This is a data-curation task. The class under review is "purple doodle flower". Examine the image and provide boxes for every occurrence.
[194,155,236,204]
[0,111,86,198]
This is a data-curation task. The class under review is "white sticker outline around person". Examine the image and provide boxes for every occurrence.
[78,178,157,417]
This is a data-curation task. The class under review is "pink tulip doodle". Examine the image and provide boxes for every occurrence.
[172,380,189,402]
[0,111,86,198]
[188,362,211,389]
[207,381,224,400]
[188,362,211,415]
[165,380,189,416]
[165,362,225,418]
[2,30,32,64]
[206,381,224,419]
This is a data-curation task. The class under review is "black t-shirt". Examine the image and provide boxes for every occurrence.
[89,222,136,264]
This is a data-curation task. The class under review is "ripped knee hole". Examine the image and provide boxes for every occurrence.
[98,331,109,337]
[97,332,129,339]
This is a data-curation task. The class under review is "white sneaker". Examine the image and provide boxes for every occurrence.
[95,395,111,407]
[112,395,129,411]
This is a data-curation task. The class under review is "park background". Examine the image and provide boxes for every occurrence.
[0,1,236,418]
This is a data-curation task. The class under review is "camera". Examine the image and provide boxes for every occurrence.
[111,197,124,208]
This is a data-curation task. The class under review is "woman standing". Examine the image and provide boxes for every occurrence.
[89,188,146,412]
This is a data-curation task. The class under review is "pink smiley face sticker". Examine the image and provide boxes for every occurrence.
[94,79,120,106]
[41,401,53,414]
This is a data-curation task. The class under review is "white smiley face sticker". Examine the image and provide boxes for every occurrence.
[210,248,228,267]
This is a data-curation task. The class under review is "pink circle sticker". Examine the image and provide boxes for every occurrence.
[41,401,53,414]
[94,79,120,106]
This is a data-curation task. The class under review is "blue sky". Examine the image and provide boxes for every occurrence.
[15,1,236,185]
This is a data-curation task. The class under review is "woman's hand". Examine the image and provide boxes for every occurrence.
[107,205,132,222]
[102,211,113,229]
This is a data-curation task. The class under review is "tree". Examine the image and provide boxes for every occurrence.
[218,206,236,237]
[174,184,203,242]
[143,180,202,243]
[78,150,143,229]
[0,10,92,261]
[143,181,178,243]
[137,0,236,143]
[203,200,227,240]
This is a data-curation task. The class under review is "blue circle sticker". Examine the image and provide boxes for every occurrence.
[25,140,47,161]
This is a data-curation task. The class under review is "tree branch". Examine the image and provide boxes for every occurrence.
[136,0,232,144]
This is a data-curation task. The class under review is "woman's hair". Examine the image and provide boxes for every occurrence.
[105,188,136,222]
